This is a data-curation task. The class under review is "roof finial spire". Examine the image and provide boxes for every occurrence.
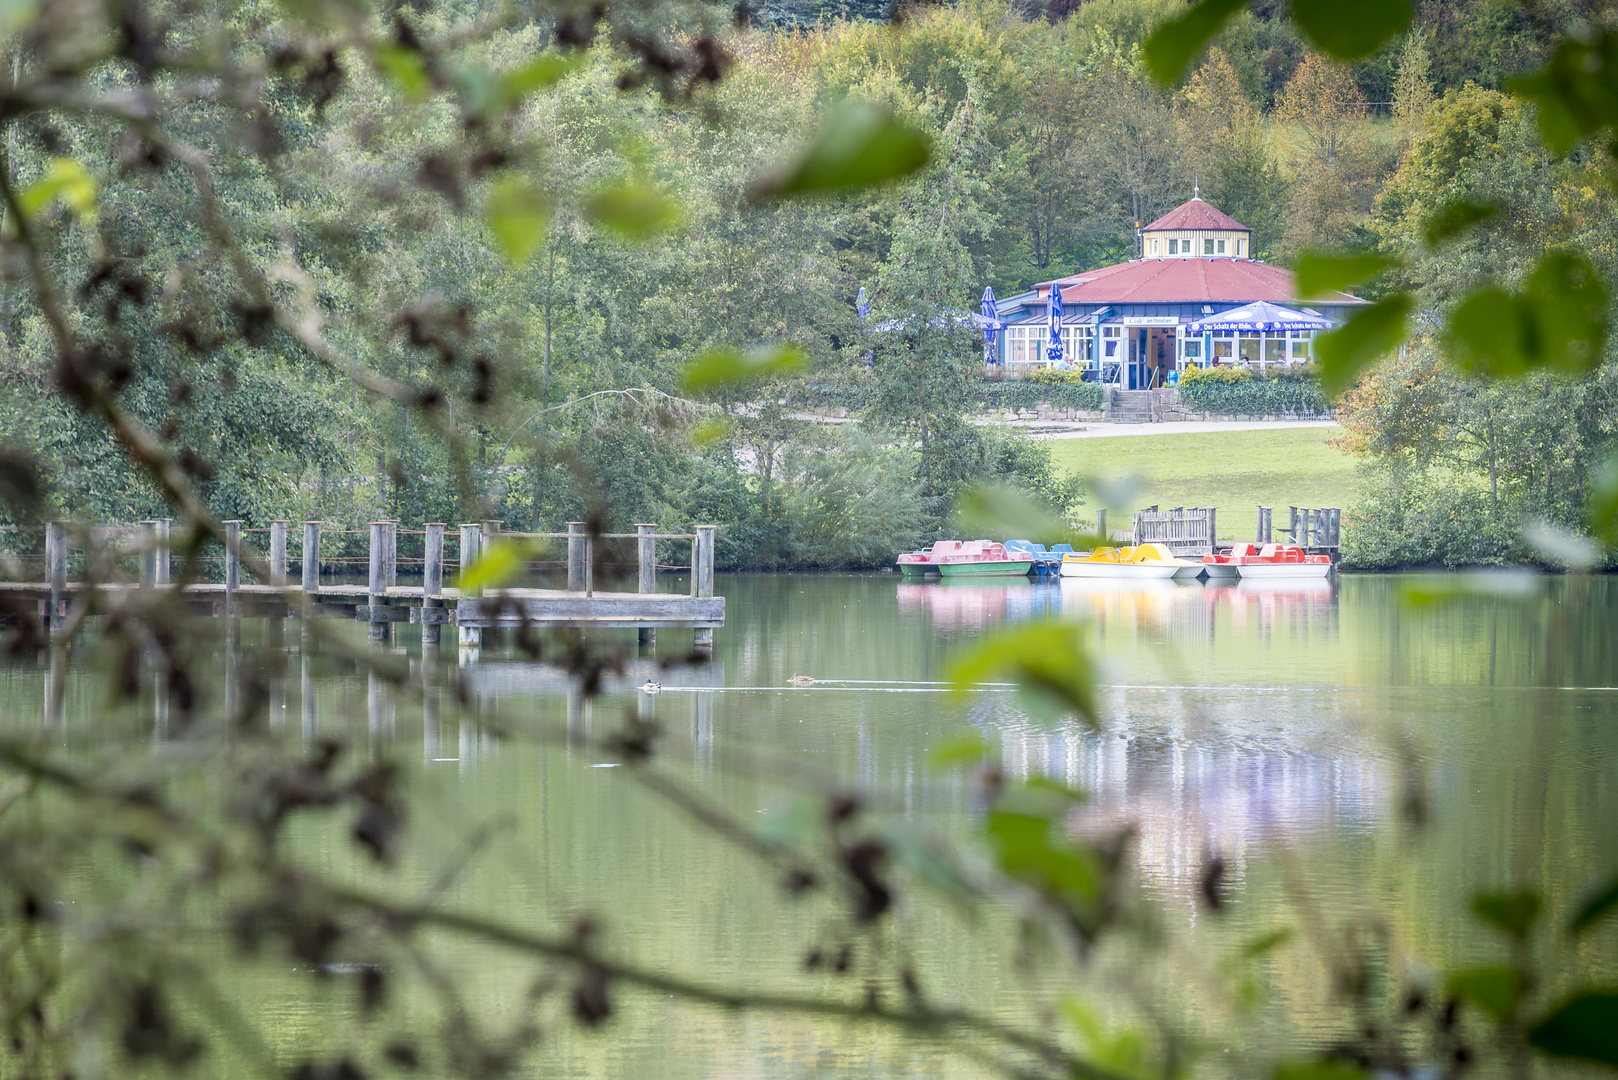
[1193,172,1200,200]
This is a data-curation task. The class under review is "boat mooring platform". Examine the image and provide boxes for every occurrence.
[3,520,723,649]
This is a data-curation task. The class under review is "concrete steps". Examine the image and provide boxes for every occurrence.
[1108,390,1152,424]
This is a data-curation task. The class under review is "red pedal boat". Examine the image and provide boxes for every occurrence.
[1227,543,1333,580]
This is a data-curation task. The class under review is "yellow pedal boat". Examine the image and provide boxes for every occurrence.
[1059,543,1205,581]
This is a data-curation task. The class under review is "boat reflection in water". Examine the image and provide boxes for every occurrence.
[894,577,1059,631]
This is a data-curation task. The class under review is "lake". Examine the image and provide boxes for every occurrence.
[7,572,1618,1077]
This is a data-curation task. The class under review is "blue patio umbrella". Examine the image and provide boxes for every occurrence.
[981,286,1000,364]
[1045,282,1065,364]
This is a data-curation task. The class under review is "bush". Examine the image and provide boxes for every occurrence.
[789,373,1105,414]
[1341,470,1521,569]
[977,375,1104,413]
[1177,363,1331,416]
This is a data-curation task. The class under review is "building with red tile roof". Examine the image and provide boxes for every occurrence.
[988,196,1364,388]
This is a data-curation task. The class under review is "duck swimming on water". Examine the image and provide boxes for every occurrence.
[641,681,662,693]
[788,674,815,686]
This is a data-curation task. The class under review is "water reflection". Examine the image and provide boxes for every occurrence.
[896,578,1057,630]
[5,574,1617,1079]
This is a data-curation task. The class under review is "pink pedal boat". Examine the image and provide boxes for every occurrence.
[897,540,1033,579]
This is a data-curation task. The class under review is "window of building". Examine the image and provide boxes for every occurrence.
[1183,339,1201,359]
[1203,238,1214,255]
[1238,239,1246,257]
[1216,239,1226,254]
[1149,239,1157,255]
[1167,239,1178,255]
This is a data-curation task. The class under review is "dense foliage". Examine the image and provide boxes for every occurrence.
[3,1,1618,1079]
[1176,364,1331,416]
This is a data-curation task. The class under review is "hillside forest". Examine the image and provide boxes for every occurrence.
[2,0,1613,568]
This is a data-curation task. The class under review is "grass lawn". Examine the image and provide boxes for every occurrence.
[1047,428,1362,540]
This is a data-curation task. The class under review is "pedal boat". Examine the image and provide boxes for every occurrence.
[935,540,1034,579]
[1231,543,1333,579]
[1201,543,1257,580]
[1060,543,1204,580]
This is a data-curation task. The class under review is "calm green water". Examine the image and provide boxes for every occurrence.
[7,573,1618,1076]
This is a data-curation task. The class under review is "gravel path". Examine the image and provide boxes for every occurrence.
[1032,419,1340,439]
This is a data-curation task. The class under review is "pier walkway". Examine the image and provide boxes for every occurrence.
[5,520,723,649]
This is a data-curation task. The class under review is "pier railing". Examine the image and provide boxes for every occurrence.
[10,519,722,650]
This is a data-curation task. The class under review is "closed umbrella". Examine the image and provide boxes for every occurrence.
[981,286,999,366]
[1045,282,1064,365]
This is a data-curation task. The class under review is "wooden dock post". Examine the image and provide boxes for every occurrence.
[368,521,388,642]
[458,522,481,652]
[1258,506,1271,544]
[140,520,156,588]
[1095,508,1106,542]
[269,521,288,585]
[567,521,590,594]
[636,523,656,649]
[301,521,320,594]
[46,521,65,627]
[1207,507,1217,550]
[693,524,715,653]
[422,522,444,646]
[154,519,170,585]
[385,520,398,588]
[224,520,242,596]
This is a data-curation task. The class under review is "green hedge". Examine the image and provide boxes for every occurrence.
[790,371,1104,414]
[978,371,1104,412]
[1176,365,1331,417]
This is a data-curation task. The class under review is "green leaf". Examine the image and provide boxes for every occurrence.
[752,102,931,199]
[682,345,807,393]
[1423,200,1500,246]
[486,181,548,264]
[753,796,817,849]
[1588,455,1618,548]
[688,417,729,446]
[1511,35,1618,156]
[955,484,1072,547]
[948,619,1098,727]
[501,53,587,100]
[1529,990,1618,1065]
[1141,0,1246,84]
[927,732,987,772]
[19,158,97,226]
[1313,293,1412,398]
[375,43,431,100]
[1290,0,1412,61]
[585,184,683,238]
[987,808,1101,902]
[1275,1062,1369,1080]
[1446,250,1608,378]
[1397,570,1541,608]
[1295,251,1399,300]
[1472,890,1541,939]
[457,538,537,593]
[1242,928,1295,958]
[1446,966,1525,1024]
[1572,875,1618,934]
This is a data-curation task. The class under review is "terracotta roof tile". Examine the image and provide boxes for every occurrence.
[1142,198,1248,232]
[1035,258,1359,306]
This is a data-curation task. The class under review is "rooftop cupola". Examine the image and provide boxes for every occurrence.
[1140,194,1251,260]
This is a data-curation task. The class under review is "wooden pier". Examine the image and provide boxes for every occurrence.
[3,520,724,649]
[1130,504,1342,560]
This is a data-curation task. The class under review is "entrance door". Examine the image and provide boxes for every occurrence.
[1144,328,1175,388]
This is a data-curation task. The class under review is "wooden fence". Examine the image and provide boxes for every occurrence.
[1131,506,1217,556]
